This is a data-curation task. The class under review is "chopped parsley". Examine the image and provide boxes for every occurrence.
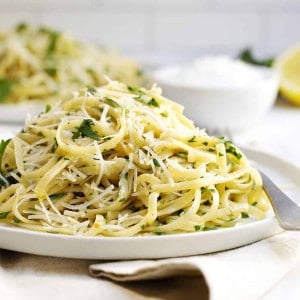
[127,85,135,92]
[154,232,165,235]
[87,86,97,95]
[127,85,160,107]
[44,67,57,76]
[104,97,120,108]
[194,225,201,231]
[202,141,208,146]
[13,217,21,223]
[49,193,66,201]
[225,141,242,160]
[72,119,100,141]
[188,136,196,143]
[45,104,51,113]
[0,139,10,167]
[46,31,60,56]
[136,70,144,77]
[15,22,28,32]
[153,158,160,167]
[0,211,9,219]
[251,201,258,206]
[241,212,249,218]
[137,94,159,107]
[0,78,17,102]
[202,226,218,231]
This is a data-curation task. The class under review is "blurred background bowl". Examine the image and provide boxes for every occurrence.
[152,64,279,134]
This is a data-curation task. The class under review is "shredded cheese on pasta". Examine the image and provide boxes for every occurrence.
[0,23,144,104]
[0,80,270,236]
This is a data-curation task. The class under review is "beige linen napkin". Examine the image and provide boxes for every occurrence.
[90,231,300,300]
[1,231,300,300]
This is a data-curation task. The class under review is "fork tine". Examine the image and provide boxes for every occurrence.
[260,171,300,230]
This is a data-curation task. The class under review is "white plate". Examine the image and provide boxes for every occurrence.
[0,149,299,260]
[0,103,44,123]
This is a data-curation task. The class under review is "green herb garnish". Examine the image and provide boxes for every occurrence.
[137,94,159,107]
[49,193,66,201]
[128,86,160,107]
[239,48,274,68]
[13,217,21,223]
[153,158,160,167]
[44,67,57,77]
[0,211,9,219]
[188,136,196,143]
[194,225,201,231]
[45,104,51,113]
[225,141,242,160]
[202,226,218,231]
[72,119,100,141]
[104,97,120,108]
[0,139,10,172]
[154,232,165,235]
[87,86,97,95]
[0,79,16,102]
[241,212,249,218]
[15,22,28,32]
[46,31,60,56]
[251,201,258,206]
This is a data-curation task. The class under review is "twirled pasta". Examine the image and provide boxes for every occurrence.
[0,80,270,236]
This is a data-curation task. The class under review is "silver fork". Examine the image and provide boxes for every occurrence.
[208,128,300,231]
[260,171,300,230]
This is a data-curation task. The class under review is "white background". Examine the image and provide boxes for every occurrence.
[0,0,299,66]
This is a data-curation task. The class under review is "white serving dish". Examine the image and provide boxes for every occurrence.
[152,64,279,133]
[1,148,299,260]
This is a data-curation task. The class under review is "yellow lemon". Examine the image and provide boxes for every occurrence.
[275,45,300,105]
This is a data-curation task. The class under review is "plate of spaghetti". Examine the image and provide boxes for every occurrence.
[0,23,144,122]
[0,80,298,259]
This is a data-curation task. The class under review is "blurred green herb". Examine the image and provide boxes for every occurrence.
[0,79,17,102]
[239,48,274,68]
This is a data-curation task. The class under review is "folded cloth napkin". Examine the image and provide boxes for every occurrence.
[1,231,300,300]
[89,231,300,300]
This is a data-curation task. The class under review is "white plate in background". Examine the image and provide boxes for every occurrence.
[0,103,45,123]
[0,148,299,260]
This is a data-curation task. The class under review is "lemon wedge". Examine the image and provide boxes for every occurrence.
[275,45,300,105]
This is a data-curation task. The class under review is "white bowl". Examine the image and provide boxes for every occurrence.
[152,65,279,134]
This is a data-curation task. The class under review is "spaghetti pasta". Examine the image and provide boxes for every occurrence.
[0,80,270,236]
[0,23,144,104]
